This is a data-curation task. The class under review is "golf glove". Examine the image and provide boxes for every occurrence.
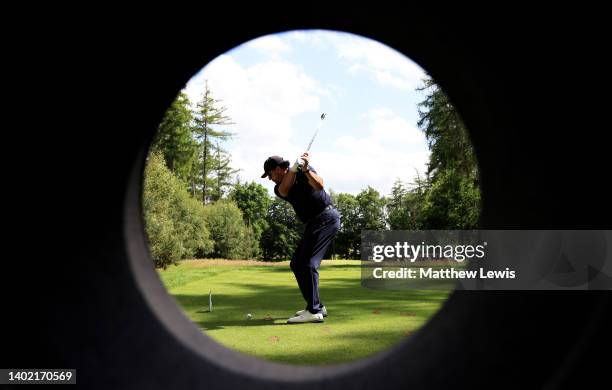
[290,158,301,173]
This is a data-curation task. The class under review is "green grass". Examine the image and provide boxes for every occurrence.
[158,259,451,365]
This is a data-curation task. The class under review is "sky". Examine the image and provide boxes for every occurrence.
[182,30,431,197]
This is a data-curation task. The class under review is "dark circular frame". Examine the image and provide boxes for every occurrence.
[121,25,610,388]
[9,13,611,390]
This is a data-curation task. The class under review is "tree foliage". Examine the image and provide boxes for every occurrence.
[229,181,271,246]
[150,92,199,183]
[356,186,387,230]
[419,168,480,229]
[417,77,478,181]
[143,76,483,264]
[414,77,481,228]
[201,200,258,259]
[208,142,240,202]
[192,81,234,204]
[143,152,213,268]
[332,192,360,259]
[260,198,303,261]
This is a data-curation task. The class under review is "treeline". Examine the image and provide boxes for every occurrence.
[143,77,480,268]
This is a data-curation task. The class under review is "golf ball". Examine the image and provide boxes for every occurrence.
[246,313,252,319]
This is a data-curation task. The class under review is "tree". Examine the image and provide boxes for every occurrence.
[229,181,271,251]
[415,77,481,228]
[143,152,213,268]
[386,171,431,230]
[330,188,386,259]
[192,81,234,204]
[150,92,199,184]
[417,76,478,181]
[332,192,361,259]
[387,178,412,230]
[209,142,240,202]
[356,186,387,231]
[419,168,480,229]
[202,200,257,259]
[260,198,303,260]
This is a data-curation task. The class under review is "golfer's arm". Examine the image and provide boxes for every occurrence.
[277,171,297,197]
[304,170,324,190]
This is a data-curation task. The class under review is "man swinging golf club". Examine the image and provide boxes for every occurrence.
[261,132,340,323]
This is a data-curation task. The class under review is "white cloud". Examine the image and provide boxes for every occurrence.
[284,30,326,48]
[178,31,430,197]
[362,107,424,144]
[245,35,292,58]
[316,108,428,195]
[333,33,426,90]
[183,54,327,193]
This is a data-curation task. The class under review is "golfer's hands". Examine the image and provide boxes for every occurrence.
[290,152,310,172]
[300,152,310,171]
[290,157,300,173]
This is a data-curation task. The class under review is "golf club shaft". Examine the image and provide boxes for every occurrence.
[305,113,326,152]
[306,127,320,152]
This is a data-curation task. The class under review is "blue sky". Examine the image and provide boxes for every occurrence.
[183,30,430,197]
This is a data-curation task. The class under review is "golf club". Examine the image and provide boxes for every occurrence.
[305,112,326,152]
[293,113,326,170]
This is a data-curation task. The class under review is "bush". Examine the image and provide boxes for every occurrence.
[419,168,480,229]
[229,181,271,245]
[143,152,213,268]
[260,198,303,261]
[202,200,258,259]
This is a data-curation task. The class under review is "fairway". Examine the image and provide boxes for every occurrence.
[158,260,451,365]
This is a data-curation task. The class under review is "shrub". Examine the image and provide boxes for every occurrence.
[143,152,213,268]
[202,200,258,259]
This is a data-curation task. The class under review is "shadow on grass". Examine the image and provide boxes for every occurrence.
[173,280,449,331]
[165,265,450,364]
[196,316,290,330]
[261,263,364,273]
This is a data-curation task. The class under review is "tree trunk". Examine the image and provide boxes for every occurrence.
[202,119,208,205]
[216,143,221,201]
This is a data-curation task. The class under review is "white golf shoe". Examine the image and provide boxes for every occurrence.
[287,311,324,324]
[295,306,328,317]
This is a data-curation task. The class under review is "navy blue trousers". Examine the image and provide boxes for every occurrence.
[290,208,340,314]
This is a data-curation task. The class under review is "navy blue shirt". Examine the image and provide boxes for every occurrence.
[274,166,332,223]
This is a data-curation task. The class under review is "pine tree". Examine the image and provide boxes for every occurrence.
[192,80,234,204]
[415,77,481,228]
[417,77,478,181]
[209,142,240,202]
[387,178,411,230]
[151,92,198,184]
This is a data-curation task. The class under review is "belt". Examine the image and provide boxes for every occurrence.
[309,204,335,222]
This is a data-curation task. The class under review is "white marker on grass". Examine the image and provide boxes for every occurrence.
[209,290,213,312]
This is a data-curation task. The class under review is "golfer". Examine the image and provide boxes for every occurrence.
[261,153,340,323]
